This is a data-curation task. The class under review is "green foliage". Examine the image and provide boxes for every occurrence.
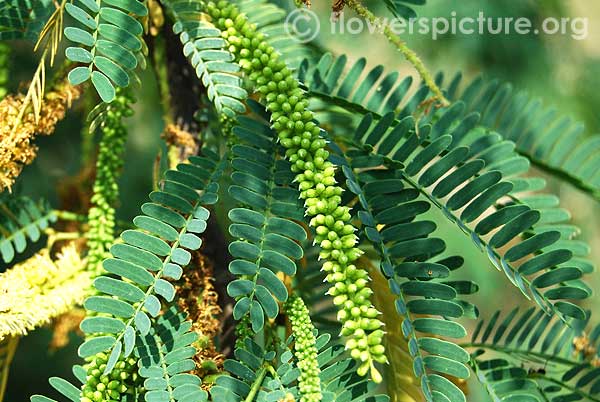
[226,105,306,332]
[300,53,594,322]
[3,1,600,402]
[136,305,208,401]
[32,306,207,402]
[211,333,389,402]
[382,0,426,19]
[334,143,473,402]
[469,308,600,402]
[299,50,600,206]
[311,333,388,402]
[0,43,8,98]
[292,51,598,401]
[0,0,54,41]
[209,337,299,401]
[444,74,600,202]
[76,92,138,401]
[204,1,387,381]
[163,0,248,119]
[64,0,148,102]
[31,149,226,401]
[350,109,590,320]
[298,52,414,116]
[0,196,56,263]
[79,149,225,370]
[86,91,133,277]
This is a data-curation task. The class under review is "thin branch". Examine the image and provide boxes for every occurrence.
[54,210,86,222]
[244,365,268,402]
[345,0,450,107]
[461,343,579,367]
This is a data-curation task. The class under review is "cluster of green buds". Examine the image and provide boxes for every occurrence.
[0,43,9,99]
[81,93,135,401]
[204,1,386,382]
[80,352,141,402]
[86,91,133,277]
[285,295,322,402]
[235,314,253,349]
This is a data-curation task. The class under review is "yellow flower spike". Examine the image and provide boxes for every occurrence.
[0,244,90,340]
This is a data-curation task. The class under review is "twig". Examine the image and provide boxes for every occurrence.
[54,210,86,222]
[244,365,268,402]
[346,0,450,107]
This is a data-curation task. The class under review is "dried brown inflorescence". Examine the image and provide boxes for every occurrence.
[0,80,82,190]
[278,393,296,402]
[295,0,346,13]
[573,333,600,367]
[175,251,224,383]
[295,0,312,7]
[49,308,85,350]
[161,123,199,167]
[332,0,346,13]
[147,0,165,36]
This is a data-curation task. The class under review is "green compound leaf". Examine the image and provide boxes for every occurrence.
[91,70,116,102]
[48,377,80,402]
[163,0,248,118]
[63,0,147,102]
[0,0,55,41]
[35,150,226,402]
[78,150,226,366]
[0,196,57,263]
[137,306,207,402]
[226,109,307,332]
[301,53,593,323]
[212,333,389,402]
[469,308,600,402]
[337,146,471,402]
